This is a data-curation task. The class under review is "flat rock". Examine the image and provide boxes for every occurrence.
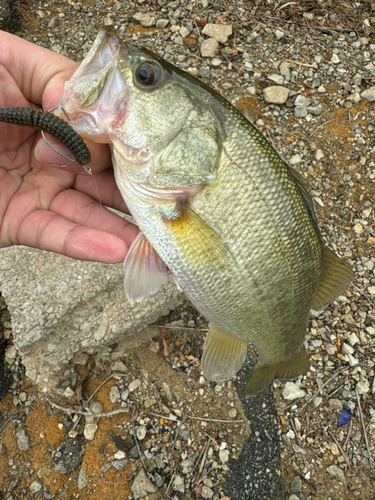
[263,86,289,104]
[133,12,156,27]
[200,38,219,57]
[52,437,84,474]
[131,469,157,499]
[361,86,375,102]
[282,382,306,400]
[202,23,232,43]
[326,465,346,487]
[0,247,182,390]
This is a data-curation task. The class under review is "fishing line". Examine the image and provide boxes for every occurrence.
[45,106,103,209]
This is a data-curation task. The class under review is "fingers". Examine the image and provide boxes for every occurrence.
[0,30,77,106]
[49,189,138,249]
[17,208,137,264]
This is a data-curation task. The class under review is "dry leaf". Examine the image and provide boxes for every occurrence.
[186,354,200,367]
[70,381,83,406]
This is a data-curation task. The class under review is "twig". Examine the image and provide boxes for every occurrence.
[344,418,353,451]
[46,396,129,418]
[284,58,314,67]
[355,390,373,471]
[146,411,244,424]
[297,366,347,414]
[310,118,337,137]
[290,417,307,468]
[352,284,374,307]
[190,437,211,493]
[328,430,354,472]
[258,15,357,33]
[72,372,128,431]
[151,324,209,332]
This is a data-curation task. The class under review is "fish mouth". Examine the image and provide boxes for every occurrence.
[59,30,126,141]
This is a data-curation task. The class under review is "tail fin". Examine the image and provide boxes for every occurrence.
[243,348,310,396]
[312,245,354,311]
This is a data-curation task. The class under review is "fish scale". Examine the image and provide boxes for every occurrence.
[61,30,353,395]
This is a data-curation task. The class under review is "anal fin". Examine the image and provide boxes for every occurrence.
[123,231,167,305]
[312,245,354,311]
[201,325,247,382]
[243,348,310,396]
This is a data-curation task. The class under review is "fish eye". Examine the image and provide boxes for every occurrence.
[134,62,159,87]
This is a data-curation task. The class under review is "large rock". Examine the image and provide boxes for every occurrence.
[0,246,183,390]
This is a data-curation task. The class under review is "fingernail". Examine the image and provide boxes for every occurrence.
[34,141,74,165]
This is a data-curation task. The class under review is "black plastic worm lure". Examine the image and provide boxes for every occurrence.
[0,107,91,165]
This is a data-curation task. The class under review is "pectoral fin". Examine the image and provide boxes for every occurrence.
[243,348,310,396]
[164,203,232,271]
[312,245,354,311]
[123,231,167,305]
[201,326,248,382]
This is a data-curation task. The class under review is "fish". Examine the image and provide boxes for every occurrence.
[59,30,353,395]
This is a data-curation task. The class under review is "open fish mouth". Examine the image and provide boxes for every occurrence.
[59,31,127,141]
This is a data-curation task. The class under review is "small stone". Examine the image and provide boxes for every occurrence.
[263,86,289,104]
[307,105,323,115]
[198,67,211,78]
[314,149,324,161]
[228,408,237,419]
[361,86,375,103]
[326,465,346,487]
[294,95,311,107]
[29,481,42,494]
[211,57,222,67]
[133,12,156,27]
[154,473,164,488]
[187,67,199,76]
[289,154,302,165]
[112,458,127,471]
[282,382,306,400]
[289,496,300,500]
[368,286,375,295]
[268,74,284,84]
[202,23,232,43]
[181,458,194,474]
[173,475,185,493]
[156,19,169,29]
[317,85,326,93]
[313,396,322,407]
[109,386,121,403]
[329,399,342,410]
[200,38,219,57]
[111,360,128,372]
[52,437,83,474]
[294,106,308,118]
[346,92,361,104]
[84,423,98,441]
[121,390,130,402]
[129,379,142,392]
[144,398,157,409]
[275,29,284,39]
[77,467,87,490]
[136,426,147,441]
[202,485,214,498]
[291,476,302,494]
[131,469,158,499]
[356,380,369,394]
[88,400,103,415]
[114,450,126,460]
[16,429,30,451]
[331,54,340,64]
[180,26,190,38]
[354,223,364,234]
[348,333,360,345]
[219,449,230,463]
[342,343,354,355]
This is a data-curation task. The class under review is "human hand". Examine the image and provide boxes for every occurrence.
[0,30,138,263]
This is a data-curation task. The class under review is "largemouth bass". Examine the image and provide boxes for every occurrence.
[60,30,353,395]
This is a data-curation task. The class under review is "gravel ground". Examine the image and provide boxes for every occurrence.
[1,1,375,499]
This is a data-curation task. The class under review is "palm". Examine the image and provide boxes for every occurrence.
[0,32,138,263]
